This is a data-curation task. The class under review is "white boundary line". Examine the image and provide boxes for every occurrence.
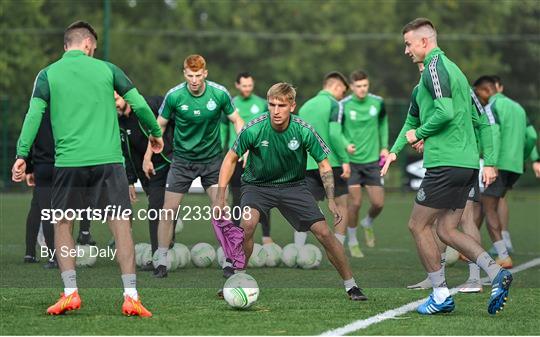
[320,258,540,336]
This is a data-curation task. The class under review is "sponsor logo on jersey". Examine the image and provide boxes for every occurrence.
[250,104,260,114]
[350,110,357,120]
[181,104,189,111]
[261,140,269,147]
[417,188,426,202]
[288,137,299,151]
[194,110,201,116]
[206,99,217,111]
[369,105,378,117]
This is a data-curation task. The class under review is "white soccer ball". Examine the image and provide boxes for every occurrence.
[223,273,259,309]
[263,243,282,267]
[172,243,191,268]
[190,243,216,267]
[445,246,460,267]
[175,217,184,234]
[216,246,225,268]
[152,249,177,271]
[168,248,179,271]
[75,245,97,267]
[281,243,299,267]
[139,245,153,267]
[135,243,151,266]
[297,244,322,269]
[248,243,267,268]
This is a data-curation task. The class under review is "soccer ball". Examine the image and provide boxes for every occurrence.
[263,243,282,267]
[281,243,299,267]
[445,246,460,267]
[75,245,97,267]
[152,248,178,271]
[175,217,184,234]
[172,243,191,268]
[190,243,216,267]
[248,243,267,268]
[135,243,151,266]
[138,245,153,267]
[223,273,259,309]
[216,246,225,268]
[297,244,322,269]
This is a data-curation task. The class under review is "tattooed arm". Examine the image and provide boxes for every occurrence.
[318,158,342,225]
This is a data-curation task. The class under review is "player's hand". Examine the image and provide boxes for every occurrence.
[533,162,540,178]
[149,135,164,154]
[327,198,342,227]
[11,159,26,182]
[341,163,351,180]
[482,166,498,187]
[406,129,418,144]
[380,148,389,158]
[129,184,138,203]
[143,159,155,179]
[412,139,424,153]
[380,153,397,177]
[347,144,356,155]
[25,173,35,187]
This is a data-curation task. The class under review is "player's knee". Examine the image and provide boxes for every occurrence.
[241,218,258,233]
[372,201,384,213]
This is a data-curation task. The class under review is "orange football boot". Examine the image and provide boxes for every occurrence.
[122,295,152,317]
[47,291,81,315]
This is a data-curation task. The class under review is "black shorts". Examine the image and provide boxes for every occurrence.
[482,170,521,198]
[349,161,383,186]
[52,164,131,212]
[305,168,348,201]
[166,155,222,193]
[416,166,477,210]
[240,183,325,232]
[467,174,480,203]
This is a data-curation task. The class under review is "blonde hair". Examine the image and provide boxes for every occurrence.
[267,82,296,104]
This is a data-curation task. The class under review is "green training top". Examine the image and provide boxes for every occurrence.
[232,114,329,186]
[16,50,161,167]
[485,93,530,174]
[341,93,388,164]
[389,47,479,169]
[298,90,349,169]
[223,94,267,149]
[160,80,236,162]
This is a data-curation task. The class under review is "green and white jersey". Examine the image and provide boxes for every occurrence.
[341,93,388,164]
[223,94,267,149]
[485,93,529,174]
[16,50,161,167]
[298,90,349,170]
[232,114,329,186]
[160,80,235,162]
[390,47,479,169]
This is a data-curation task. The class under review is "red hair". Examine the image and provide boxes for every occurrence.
[183,54,206,71]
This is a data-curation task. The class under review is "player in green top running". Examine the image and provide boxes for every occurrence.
[221,72,273,244]
[474,75,538,270]
[215,82,367,301]
[382,18,511,316]
[152,55,244,278]
[12,21,161,317]
[341,70,388,256]
[298,71,350,249]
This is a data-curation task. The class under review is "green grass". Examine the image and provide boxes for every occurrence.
[1,191,539,335]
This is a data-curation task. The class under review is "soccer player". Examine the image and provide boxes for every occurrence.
[153,55,244,278]
[12,21,161,316]
[381,18,512,315]
[221,72,273,243]
[298,71,350,247]
[341,70,388,255]
[474,75,537,269]
[116,92,174,268]
[215,82,367,300]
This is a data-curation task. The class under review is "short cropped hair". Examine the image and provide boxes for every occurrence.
[323,71,349,90]
[473,75,497,89]
[350,70,369,83]
[267,82,296,104]
[236,72,253,84]
[490,75,502,86]
[402,18,436,35]
[184,54,206,71]
[64,21,98,47]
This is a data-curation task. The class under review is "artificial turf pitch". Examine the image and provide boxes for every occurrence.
[1,191,539,335]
